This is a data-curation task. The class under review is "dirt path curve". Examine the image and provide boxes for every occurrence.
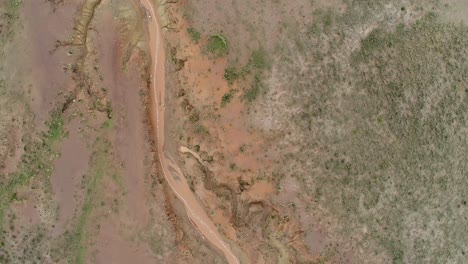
[139,1,240,263]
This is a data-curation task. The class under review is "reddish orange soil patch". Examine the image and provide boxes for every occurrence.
[161,1,318,262]
[169,5,278,189]
[243,181,274,201]
[95,222,156,264]
[161,2,282,262]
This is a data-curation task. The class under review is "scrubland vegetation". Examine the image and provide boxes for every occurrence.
[256,2,467,262]
[1,0,467,262]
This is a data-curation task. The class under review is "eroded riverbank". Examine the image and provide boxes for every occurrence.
[139,0,240,263]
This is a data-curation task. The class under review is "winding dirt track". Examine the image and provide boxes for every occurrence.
[139,1,240,263]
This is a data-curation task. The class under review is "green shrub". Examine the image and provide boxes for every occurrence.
[206,34,229,57]
[221,90,235,106]
[223,49,269,88]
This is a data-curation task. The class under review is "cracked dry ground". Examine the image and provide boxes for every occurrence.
[1,0,468,263]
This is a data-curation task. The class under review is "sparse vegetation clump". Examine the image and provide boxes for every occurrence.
[0,110,64,230]
[70,135,112,264]
[222,49,269,104]
[223,66,240,85]
[221,89,235,106]
[0,0,26,171]
[249,49,268,70]
[224,49,269,85]
[206,34,228,57]
[194,123,209,135]
[0,109,65,262]
[187,27,201,43]
[243,74,262,103]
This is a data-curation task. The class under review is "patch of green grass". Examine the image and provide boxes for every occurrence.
[100,118,114,129]
[0,0,22,47]
[224,49,269,85]
[47,111,64,140]
[8,0,22,10]
[0,110,64,233]
[244,85,259,103]
[187,27,201,43]
[223,50,268,104]
[249,49,269,70]
[71,137,110,264]
[206,34,229,57]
